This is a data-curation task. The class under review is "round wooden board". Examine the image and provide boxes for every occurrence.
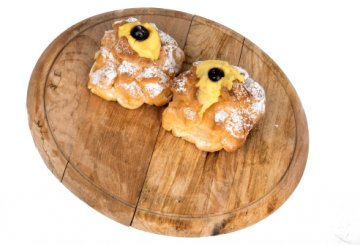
[27,8,309,237]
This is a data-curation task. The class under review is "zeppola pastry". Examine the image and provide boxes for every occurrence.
[162,60,266,152]
[88,17,185,109]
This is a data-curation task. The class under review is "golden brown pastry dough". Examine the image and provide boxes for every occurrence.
[88,17,185,109]
[162,61,266,152]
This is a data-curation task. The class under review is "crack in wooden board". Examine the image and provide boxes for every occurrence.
[27,8,308,236]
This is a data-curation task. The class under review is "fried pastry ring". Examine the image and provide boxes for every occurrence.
[162,61,266,152]
[88,17,185,109]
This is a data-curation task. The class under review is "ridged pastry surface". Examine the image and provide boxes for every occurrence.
[88,17,185,109]
[162,62,266,152]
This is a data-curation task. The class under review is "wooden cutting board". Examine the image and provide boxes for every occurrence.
[27,8,308,237]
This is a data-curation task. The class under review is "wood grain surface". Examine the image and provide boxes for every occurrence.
[27,8,309,236]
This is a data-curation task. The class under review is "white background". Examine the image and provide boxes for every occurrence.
[1,0,360,244]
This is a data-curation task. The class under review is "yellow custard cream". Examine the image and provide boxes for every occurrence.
[118,22,161,60]
[196,60,245,115]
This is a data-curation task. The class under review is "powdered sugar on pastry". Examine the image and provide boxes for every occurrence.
[137,67,169,98]
[118,81,143,97]
[215,110,228,123]
[104,30,116,43]
[224,108,244,138]
[89,48,117,88]
[88,18,185,109]
[162,45,183,74]
[100,47,115,62]
[117,60,140,75]
[137,66,168,83]
[193,61,203,66]
[90,67,117,88]
[159,31,178,46]
[162,61,266,152]
[235,66,249,80]
[218,77,265,137]
[126,17,138,23]
[174,77,186,92]
[222,108,254,139]
[112,17,139,27]
[144,83,165,98]
[183,107,196,120]
[244,78,266,114]
[173,71,191,93]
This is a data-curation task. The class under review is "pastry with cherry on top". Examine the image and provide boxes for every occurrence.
[88,17,185,109]
[162,60,266,152]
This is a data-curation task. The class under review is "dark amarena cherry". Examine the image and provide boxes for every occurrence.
[130,25,150,41]
[208,68,225,82]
